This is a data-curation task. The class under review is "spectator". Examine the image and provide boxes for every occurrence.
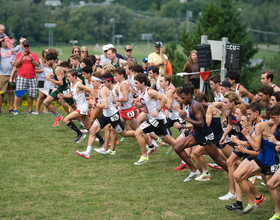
[87,55,102,73]
[13,40,40,115]
[100,44,111,67]
[148,41,168,75]
[95,54,102,68]
[72,46,81,56]
[0,36,15,113]
[183,50,200,95]
[0,24,6,38]
[81,46,88,59]
[123,45,137,63]
[142,57,149,76]
[164,60,172,76]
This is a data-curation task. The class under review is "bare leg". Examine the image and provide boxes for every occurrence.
[204,143,228,171]
[35,90,45,113]
[267,169,280,215]
[27,96,34,112]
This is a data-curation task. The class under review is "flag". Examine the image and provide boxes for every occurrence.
[15,90,27,97]
[199,71,210,82]
[39,88,50,96]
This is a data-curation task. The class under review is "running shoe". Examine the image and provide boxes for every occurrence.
[27,110,38,115]
[219,192,237,200]
[255,195,266,207]
[256,175,262,180]
[53,115,63,127]
[155,137,162,148]
[134,156,149,165]
[120,137,126,142]
[269,214,280,220]
[166,146,173,155]
[76,151,90,159]
[183,170,201,182]
[101,149,115,155]
[195,172,211,181]
[260,182,266,186]
[94,147,106,154]
[248,175,257,184]
[225,202,243,211]
[174,163,189,171]
[75,133,86,144]
[81,129,89,134]
[208,163,223,170]
[238,204,257,215]
[147,146,157,156]
[13,110,19,115]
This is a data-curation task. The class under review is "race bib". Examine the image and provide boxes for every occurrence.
[62,89,70,95]
[110,113,119,122]
[163,117,167,124]
[205,133,214,141]
[149,119,159,127]
[179,118,185,124]
[127,110,135,118]
[270,164,280,173]
[80,110,87,115]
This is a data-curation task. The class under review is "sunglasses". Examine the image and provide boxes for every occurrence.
[96,59,101,61]
[82,51,88,53]
[104,50,108,52]
[24,45,30,48]
[126,50,132,52]
[74,50,80,52]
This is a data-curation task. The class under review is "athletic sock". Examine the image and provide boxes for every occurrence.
[67,121,82,135]
[96,133,103,141]
[148,144,154,149]
[86,145,92,154]
[53,111,60,118]
[203,170,209,174]
[182,160,187,165]
[79,121,84,126]
[236,201,242,206]
[255,196,262,200]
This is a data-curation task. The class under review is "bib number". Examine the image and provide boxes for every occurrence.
[110,113,119,122]
[149,119,159,127]
[270,164,280,173]
[127,110,135,118]
[205,133,214,142]
[62,89,70,95]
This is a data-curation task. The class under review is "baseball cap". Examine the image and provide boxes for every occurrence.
[220,80,231,88]
[125,45,132,51]
[102,44,115,51]
[142,57,148,63]
[155,41,162,47]
[22,40,30,46]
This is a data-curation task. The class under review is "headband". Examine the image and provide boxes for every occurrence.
[103,77,116,84]
[91,76,102,81]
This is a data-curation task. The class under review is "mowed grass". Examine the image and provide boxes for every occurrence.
[0,106,274,220]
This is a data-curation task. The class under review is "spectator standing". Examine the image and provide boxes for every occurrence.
[142,57,149,76]
[72,46,81,56]
[123,45,137,63]
[148,41,168,75]
[183,50,200,95]
[13,40,40,115]
[100,45,111,67]
[81,46,88,59]
[0,24,6,38]
[0,37,15,113]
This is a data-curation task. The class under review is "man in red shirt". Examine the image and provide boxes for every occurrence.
[13,40,40,115]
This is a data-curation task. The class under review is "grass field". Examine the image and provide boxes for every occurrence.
[0,106,275,219]
[29,42,279,66]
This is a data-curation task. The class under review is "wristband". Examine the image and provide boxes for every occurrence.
[157,108,161,112]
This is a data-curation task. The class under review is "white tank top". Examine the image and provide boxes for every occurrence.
[71,82,89,112]
[215,91,224,102]
[138,87,165,120]
[236,83,249,104]
[156,77,164,94]
[127,75,137,95]
[183,104,190,118]
[164,86,179,120]
[112,84,121,111]
[118,81,132,110]
[98,84,117,117]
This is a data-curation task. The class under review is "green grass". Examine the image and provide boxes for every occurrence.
[0,105,274,219]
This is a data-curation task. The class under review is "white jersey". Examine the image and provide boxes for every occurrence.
[118,81,132,110]
[98,84,117,117]
[164,86,179,120]
[236,83,249,104]
[71,82,89,113]
[156,77,165,94]
[112,84,121,111]
[182,104,190,118]
[127,75,137,95]
[138,87,165,120]
[214,91,224,102]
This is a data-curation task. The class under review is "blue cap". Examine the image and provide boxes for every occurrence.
[142,57,148,62]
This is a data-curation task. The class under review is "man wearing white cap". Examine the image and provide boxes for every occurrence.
[99,44,111,67]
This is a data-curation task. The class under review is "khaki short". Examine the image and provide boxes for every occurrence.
[0,75,15,93]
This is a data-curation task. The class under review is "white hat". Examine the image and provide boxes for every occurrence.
[102,44,115,51]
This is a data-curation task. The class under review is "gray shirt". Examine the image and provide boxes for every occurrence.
[0,47,13,76]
